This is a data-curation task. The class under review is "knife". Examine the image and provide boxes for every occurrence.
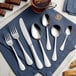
[19,18,43,69]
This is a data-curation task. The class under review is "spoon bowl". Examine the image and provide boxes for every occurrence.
[31,24,41,40]
[65,26,72,36]
[51,25,61,37]
[42,14,50,27]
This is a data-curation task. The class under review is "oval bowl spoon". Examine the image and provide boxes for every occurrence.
[31,23,51,67]
[51,25,61,61]
[42,14,51,50]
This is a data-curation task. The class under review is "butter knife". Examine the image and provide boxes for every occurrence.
[19,18,43,69]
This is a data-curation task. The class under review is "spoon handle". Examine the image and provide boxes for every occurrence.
[30,44,43,69]
[52,37,57,61]
[39,40,51,67]
[60,35,68,51]
[46,27,51,50]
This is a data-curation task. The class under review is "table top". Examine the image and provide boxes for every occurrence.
[0,0,76,76]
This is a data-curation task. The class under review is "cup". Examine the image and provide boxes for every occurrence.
[31,0,57,13]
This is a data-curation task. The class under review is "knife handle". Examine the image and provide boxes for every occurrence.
[30,44,43,69]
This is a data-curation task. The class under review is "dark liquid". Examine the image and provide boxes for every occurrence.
[32,0,51,13]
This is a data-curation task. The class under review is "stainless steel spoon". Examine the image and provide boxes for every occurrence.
[51,25,61,61]
[42,14,51,50]
[34,72,43,76]
[60,26,72,51]
[31,24,51,67]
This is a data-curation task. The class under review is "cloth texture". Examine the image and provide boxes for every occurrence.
[0,7,76,76]
[63,0,76,15]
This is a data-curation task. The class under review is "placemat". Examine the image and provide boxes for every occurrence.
[0,7,76,76]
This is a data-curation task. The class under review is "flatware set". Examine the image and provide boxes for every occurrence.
[4,14,72,70]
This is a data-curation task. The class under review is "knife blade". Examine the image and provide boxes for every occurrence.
[19,18,43,69]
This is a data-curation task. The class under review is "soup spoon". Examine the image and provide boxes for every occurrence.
[51,25,61,61]
[60,26,72,51]
[42,14,51,50]
[31,23,51,67]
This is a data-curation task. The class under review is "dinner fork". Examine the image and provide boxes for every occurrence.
[4,33,25,71]
[10,26,33,65]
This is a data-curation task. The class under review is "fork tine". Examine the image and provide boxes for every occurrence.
[5,35,8,42]
[11,24,17,34]
[14,24,17,32]
[4,33,9,41]
[14,26,17,33]
[11,25,15,34]
[8,33,12,40]
[5,33,11,41]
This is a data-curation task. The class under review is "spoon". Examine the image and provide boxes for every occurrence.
[34,72,43,76]
[51,25,61,61]
[60,26,72,51]
[74,45,76,49]
[42,14,51,50]
[31,23,51,67]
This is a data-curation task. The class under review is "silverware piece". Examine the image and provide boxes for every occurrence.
[34,72,43,76]
[75,45,76,49]
[4,33,25,71]
[60,26,72,51]
[31,24,51,67]
[10,25,33,65]
[19,18,43,69]
[42,14,51,50]
[51,25,61,61]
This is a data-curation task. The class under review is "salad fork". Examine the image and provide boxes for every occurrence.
[10,26,33,65]
[4,33,25,71]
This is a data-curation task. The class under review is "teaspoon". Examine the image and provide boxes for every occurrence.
[51,25,61,61]
[31,24,51,67]
[42,14,51,50]
[60,26,72,51]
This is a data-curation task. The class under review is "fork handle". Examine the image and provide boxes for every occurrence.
[12,46,26,71]
[18,39,33,65]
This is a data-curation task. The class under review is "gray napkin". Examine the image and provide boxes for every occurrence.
[63,0,76,15]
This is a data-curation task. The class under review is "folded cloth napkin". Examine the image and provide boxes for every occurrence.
[63,0,76,15]
[0,7,76,76]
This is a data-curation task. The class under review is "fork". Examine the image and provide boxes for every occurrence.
[10,26,33,65]
[4,33,25,71]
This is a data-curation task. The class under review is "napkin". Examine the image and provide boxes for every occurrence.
[63,0,76,15]
[0,7,76,76]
